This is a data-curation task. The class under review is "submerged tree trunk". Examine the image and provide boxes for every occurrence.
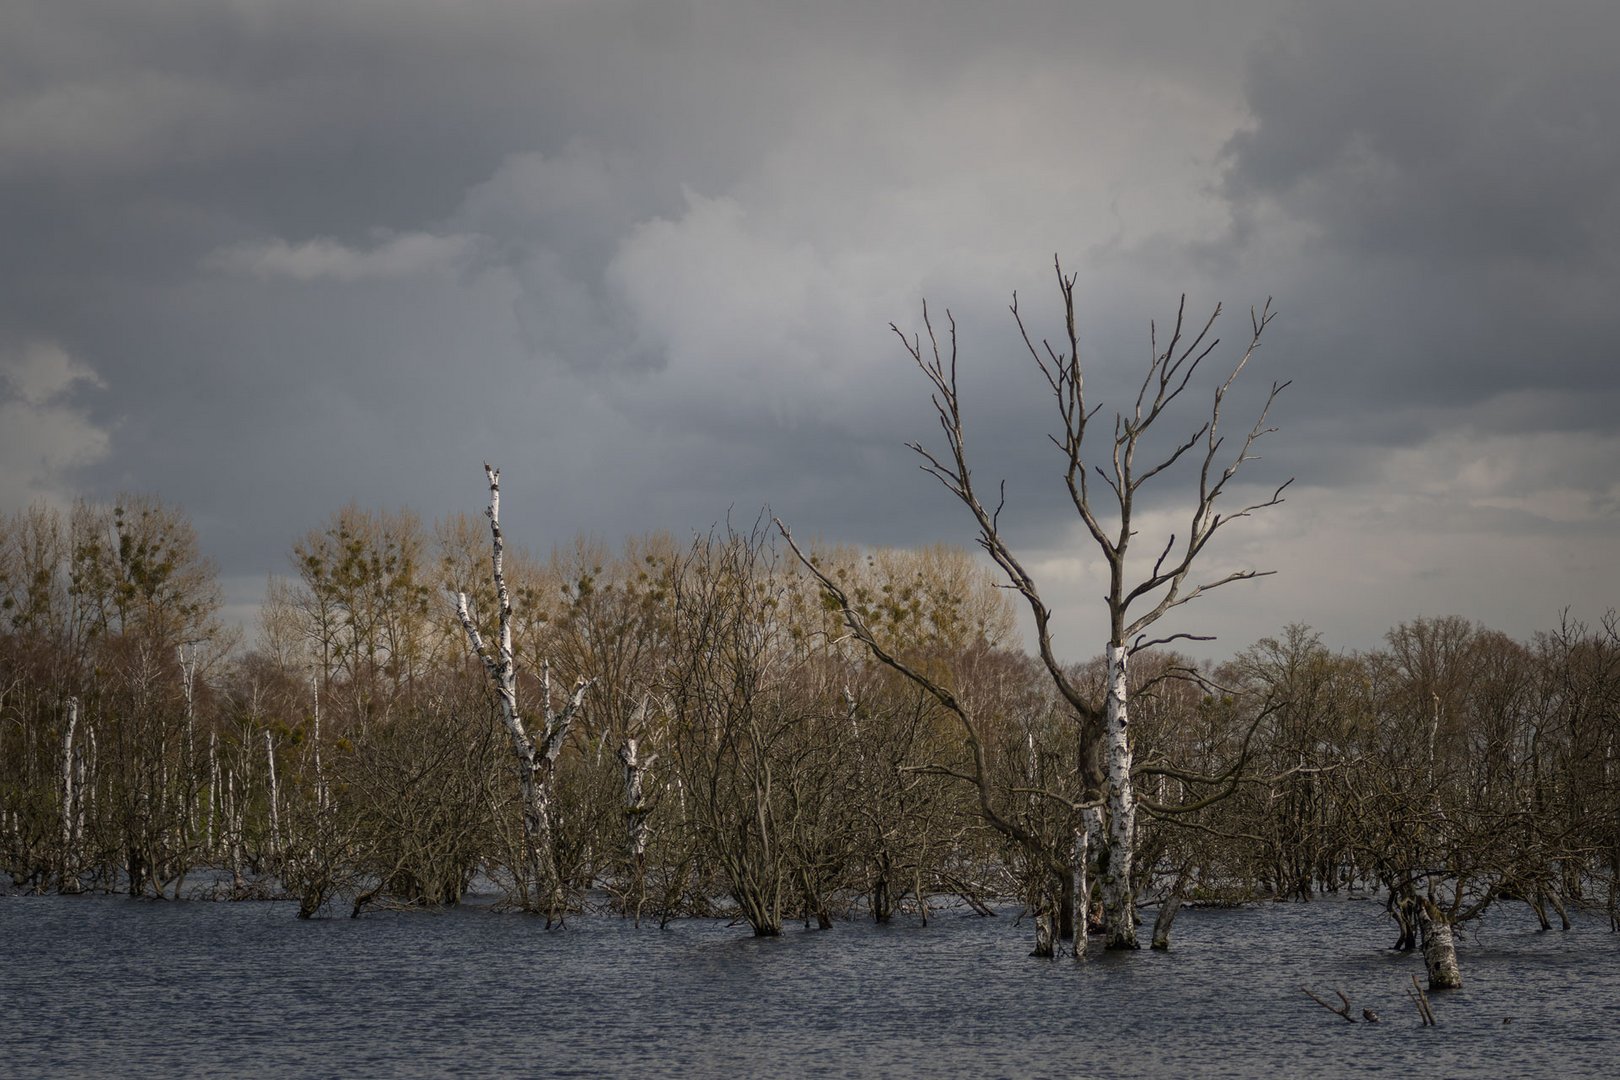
[1151,892,1183,951]
[1151,864,1192,951]
[1418,899,1463,989]
[1032,906,1056,958]
[1100,645,1139,949]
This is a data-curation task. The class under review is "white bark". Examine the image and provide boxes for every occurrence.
[264,730,281,856]
[1418,899,1463,989]
[206,730,219,854]
[617,702,657,925]
[618,702,657,864]
[1075,807,1101,955]
[1101,645,1138,948]
[455,463,590,918]
[58,697,79,893]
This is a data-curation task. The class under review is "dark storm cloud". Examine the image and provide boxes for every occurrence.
[0,0,1615,655]
[1226,2,1619,268]
[1218,0,1620,425]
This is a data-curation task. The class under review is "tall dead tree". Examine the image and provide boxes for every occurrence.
[858,257,1288,949]
[455,464,590,921]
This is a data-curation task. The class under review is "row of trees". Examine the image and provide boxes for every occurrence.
[0,493,1029,926]
[3,496,1616,960]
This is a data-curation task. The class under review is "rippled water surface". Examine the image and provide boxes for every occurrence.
[4,892,1618,1077]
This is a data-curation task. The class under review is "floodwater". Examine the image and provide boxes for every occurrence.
[3,891,1617,1077]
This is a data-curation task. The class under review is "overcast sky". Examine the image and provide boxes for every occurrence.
[3,0,1616,661]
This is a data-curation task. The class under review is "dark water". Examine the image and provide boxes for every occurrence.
[3,892,1617,1077]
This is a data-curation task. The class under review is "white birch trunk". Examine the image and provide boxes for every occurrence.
[455,464,590,919]
[206,730,218,854]
[1101,645,1139,948]
[1074,807,1101,956]
[618,734,655,863]
[58,697,80,893]
[264,730,281,857]
[618,711,656,925]
[227,768,244,891]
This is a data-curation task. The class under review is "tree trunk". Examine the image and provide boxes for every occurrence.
[1418,899,1463,989]
[205,730,217,855]
[1032,909,1056,958]
[455,465,589,923]
[264,730,281,858]
[618,727,655,926]
[519,750,559,919]
[1100,645,1138,949]
[1151,893,1183,951]
[1074,812,1099,957]
[58,697,81,894]
[1152,863,1192,951]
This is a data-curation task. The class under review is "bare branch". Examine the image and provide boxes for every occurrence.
[1300,987,1358,1023]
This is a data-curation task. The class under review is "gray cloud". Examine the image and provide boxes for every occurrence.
[1,0,1615,659]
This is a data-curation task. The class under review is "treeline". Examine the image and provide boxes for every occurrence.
[2,497,1617,953]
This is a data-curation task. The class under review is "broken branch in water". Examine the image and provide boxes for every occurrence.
[1407,974,1437,1026]
[1300,986,1358,1022]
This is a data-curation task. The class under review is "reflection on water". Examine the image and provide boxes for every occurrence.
[4,893,1617,1077]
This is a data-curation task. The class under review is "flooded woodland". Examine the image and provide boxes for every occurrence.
[3,489,1618,1076]
[4,291,1618,1076]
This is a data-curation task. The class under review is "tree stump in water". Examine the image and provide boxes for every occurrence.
[1032,911,1056,958]
[1418,899,1463,989]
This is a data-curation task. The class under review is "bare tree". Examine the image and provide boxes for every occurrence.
[791,257,1288,949]
[454,464,590,921]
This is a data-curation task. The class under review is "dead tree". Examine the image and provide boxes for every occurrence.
[455,464,590,921]
[885,256,1288,948]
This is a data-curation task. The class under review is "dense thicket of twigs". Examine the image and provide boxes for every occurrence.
[2,500,1617,940]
